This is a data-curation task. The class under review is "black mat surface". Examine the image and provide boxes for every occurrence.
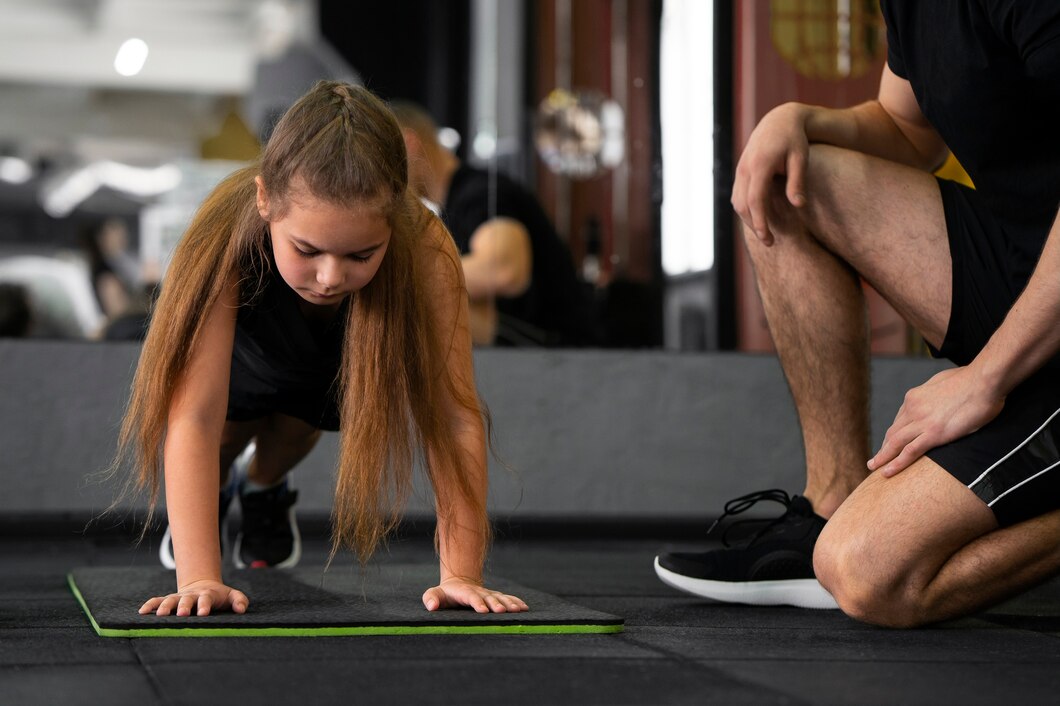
[68,565,624,637]
[6,535,1059,705]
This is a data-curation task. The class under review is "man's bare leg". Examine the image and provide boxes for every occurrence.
[656,144,965,607]
[742,195,872,517]
[815,460,1060,627]
[743,144,952,517]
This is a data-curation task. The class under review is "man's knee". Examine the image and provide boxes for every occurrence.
[814,520,928,628]
[737,180,811,251]
[738,144,858,253]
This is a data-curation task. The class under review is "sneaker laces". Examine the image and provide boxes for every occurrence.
[707,488,798,548]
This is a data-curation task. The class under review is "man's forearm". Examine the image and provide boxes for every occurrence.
[801,101,943,172]
[972,210,1060,395]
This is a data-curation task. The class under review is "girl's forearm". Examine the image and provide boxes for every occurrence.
[163,420,224,587]
[437,511,488,583]
[433,418,489,583]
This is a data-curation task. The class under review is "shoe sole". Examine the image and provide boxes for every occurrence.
[159,525,176,570]
[654,556,839,610]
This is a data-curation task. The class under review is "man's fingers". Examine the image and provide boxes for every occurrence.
[745,180,773,244]
[869,416,919,470]
[785,150,807,207]
[879,442,925,478]
[877,429,936,478]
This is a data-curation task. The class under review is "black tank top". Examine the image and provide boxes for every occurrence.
[228,259,349,412]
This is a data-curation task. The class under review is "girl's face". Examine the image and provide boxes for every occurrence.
[257,177,392,308]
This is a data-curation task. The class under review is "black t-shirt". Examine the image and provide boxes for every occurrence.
[882,0,1060,276]
[442,164,589,346]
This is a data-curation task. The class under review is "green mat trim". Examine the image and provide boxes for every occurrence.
[68,573,623,638]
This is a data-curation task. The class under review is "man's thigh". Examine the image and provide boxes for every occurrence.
[815,458,997,589]
[776,144,952,349]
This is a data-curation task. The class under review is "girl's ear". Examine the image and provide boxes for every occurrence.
[254,175,270,220]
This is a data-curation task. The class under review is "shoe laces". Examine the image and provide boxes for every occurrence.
[707,488,797,548]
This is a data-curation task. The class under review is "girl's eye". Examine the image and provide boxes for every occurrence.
[348,254,371,263]
[296,248,318,258]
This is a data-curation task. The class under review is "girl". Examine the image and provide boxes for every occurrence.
[119,81,528,617]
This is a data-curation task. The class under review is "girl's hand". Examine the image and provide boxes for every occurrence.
[139,579,250,617]
[422,578,529,614]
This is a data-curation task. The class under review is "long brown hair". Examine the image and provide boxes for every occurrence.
[115,81,488,564]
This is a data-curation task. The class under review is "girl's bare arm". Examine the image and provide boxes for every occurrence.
[140,276,249,617]
[418,220,528,613]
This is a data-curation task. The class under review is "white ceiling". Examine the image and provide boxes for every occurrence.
[0,0,317,168]
[0,0,264,93]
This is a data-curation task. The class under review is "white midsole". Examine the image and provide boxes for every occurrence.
[654,556,839,610]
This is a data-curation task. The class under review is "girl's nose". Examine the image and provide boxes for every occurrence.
[316,258,343,289]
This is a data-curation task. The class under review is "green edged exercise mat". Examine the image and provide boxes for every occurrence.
[68,565,623,637]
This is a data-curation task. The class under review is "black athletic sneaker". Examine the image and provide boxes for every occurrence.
[233,478,301,569]
[654,489,838,609]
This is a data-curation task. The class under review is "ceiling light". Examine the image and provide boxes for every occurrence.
[0,156,33,184]
[114,38,149,77]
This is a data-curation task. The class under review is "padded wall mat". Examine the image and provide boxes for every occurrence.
[68,565,624,637]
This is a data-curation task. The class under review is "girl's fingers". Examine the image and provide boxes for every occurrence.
[505,595,529,612]
[155,595,179,616]
[139,586,249,617]
[230,590,249,614]
[176,594,198,617]
[139,597,163,614]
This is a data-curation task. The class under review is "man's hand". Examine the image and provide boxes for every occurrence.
[139,578,249,617]
[731,102,811,246]
[422,577,529,614]
[868,366,1005,478]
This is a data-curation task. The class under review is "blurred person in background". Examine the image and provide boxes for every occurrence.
[392,101,593,347]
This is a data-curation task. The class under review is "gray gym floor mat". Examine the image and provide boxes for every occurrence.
[68,565,624,637]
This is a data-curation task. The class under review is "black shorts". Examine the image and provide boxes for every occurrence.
[925,178,1060,526]
[227,379,341,432]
